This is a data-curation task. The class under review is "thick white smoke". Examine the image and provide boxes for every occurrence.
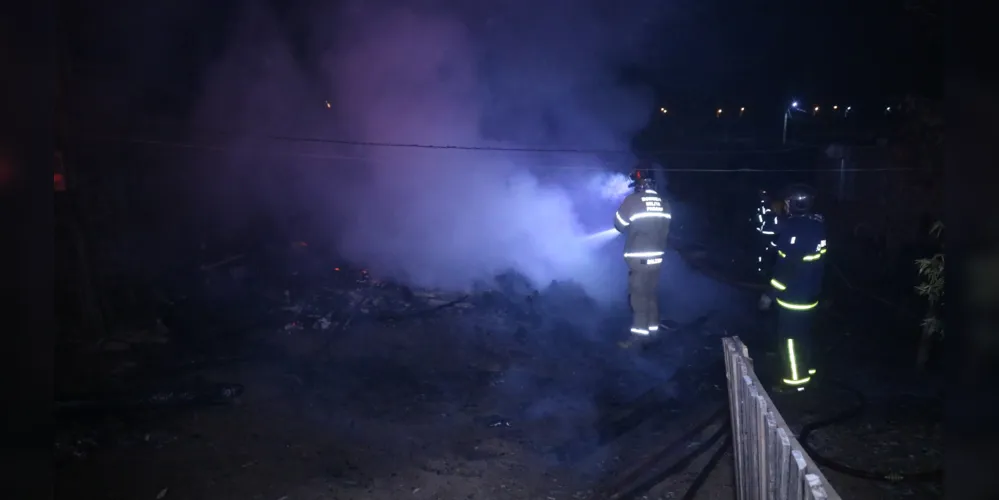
[321,2,660,301]
[186,0,664,303]
[589,172,635,202]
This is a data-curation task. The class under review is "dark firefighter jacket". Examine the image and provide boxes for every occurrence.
[768,214,827,310]
[614,189,672,262]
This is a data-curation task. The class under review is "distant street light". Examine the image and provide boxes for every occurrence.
[716,108,723,117]
[739,107,746,116]
[845,106,852,117]
[813,105,820,114]
[833,105,839,110]
[783,99,807,145]
[325,101,331,109]
[660,107,668,114]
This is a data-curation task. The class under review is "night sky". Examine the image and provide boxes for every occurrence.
[668,0,942,99]
[62,0,941,122]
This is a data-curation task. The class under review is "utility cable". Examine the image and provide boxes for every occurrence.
[81,134,920,172]
[96,133,782,155]
[81,125,872,155]
[265,134,868,156]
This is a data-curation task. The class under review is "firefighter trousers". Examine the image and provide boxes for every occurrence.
[628,261,662,335]
[776,306,816,387]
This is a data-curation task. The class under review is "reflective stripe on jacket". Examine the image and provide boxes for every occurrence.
[769,214,826,308]
[614,189,672,259]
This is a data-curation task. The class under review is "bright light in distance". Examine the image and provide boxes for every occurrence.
[740,107,745,112]
[885,106,891,112]
[814,106,820,112]
[325,101,331,109]
[833,105,838,110]
[660,107,668,114]
[791,101,799,108]
[847,106,852,110]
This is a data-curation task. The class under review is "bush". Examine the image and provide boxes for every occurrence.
[914,221,943,367]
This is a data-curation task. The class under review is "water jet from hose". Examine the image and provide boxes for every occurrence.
[585,227,620,245]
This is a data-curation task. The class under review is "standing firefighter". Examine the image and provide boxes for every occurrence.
[759,184,826,391]
[614,165,672,346]
[755,189,782,276]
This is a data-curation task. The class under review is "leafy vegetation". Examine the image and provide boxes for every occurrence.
[914,221,943,367]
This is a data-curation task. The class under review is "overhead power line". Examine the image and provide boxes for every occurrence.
[97,134,828,155]
[82,135,918,173]
[265,134,833,155]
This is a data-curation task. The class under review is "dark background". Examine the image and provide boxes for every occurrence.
[59,0,941,129]
[8,0,991,498]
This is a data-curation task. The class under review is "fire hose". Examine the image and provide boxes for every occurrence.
[606,243,942,498]
[615,383,940,500]
[615,425,730,500]
[607,406,730,500]
[798,380,943,483]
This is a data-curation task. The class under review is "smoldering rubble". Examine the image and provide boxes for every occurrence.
[56,239,718,469]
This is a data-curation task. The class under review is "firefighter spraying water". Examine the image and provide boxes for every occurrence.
[584,172,634,244]
[613,162,672,348]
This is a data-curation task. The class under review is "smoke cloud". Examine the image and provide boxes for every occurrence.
[322,2,660,301]
[188,0,666,303]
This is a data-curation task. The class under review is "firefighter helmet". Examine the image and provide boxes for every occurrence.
[784,183,815,215]
[629,161,655,192]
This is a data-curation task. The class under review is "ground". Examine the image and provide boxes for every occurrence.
[55,241,942,499]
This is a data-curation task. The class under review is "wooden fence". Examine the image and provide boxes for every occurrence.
[723,336,842,500]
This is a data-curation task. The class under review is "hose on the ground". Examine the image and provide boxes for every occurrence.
[617,379,942,500]
[614,420,730,500]
[678,243,942,484]
[680,433,733,500]
[601,405,726,496]
[798,380,943,483]
[674,244,766,291]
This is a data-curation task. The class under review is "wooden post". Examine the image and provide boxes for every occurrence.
[722,337,841,499]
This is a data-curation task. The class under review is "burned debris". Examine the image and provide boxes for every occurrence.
[55,240,640,471]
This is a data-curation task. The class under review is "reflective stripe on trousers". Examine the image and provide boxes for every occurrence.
[776,298,818,311]
[777,307,817,389]
[628,262,661,334]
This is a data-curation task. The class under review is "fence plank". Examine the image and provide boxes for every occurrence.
[722,337,842,500]
[807,473,830,500]
[776,427,792,500]
[764,411,779,496]
[791,449,808,499]
[738,370,751,499]
[724,336,744,499]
